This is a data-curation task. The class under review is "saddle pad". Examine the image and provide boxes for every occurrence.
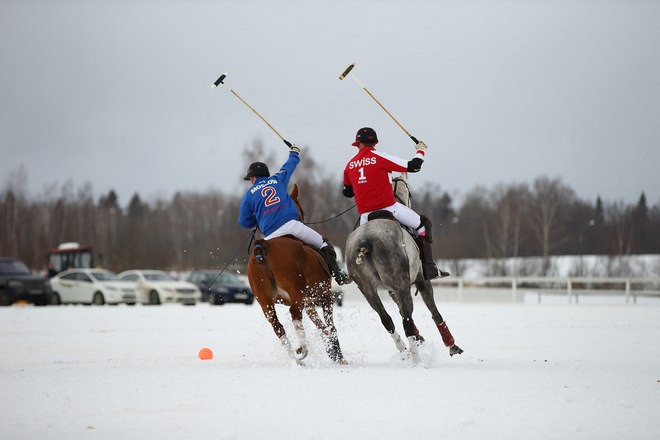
[367,210,397,222]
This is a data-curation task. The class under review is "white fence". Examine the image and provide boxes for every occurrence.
[432,276,660,304]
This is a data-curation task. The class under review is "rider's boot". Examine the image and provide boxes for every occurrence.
[319,240,352,285]
[416,215,449,280]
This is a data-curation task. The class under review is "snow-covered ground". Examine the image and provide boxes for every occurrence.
[2,287,659,440]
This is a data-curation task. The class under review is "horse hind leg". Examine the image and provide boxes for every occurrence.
[388,289,425,344]
[321,301,345,363]
[361,288,407,353]
[292,319,308,360]
[415,279,464,356]
[396,291,423,365]
[289,302,310,361]
[301,294,345,363]
[259,302,302,363]
[315,295,346,364]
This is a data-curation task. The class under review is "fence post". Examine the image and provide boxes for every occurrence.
[512,278,517,302]
[458,277,464,302]
[625,278,633,304]
[568,278,574,304]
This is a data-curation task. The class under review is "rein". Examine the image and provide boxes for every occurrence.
[205,229,257,292]
[304,204,356,225]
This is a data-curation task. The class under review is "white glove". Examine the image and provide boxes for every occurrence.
[416,141,428,151]
[289,144,301,154]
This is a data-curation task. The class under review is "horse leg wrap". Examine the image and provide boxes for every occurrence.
[293,320,307,346]
[279,335,295,356]
[437,321,455,347]
[412,324,425,344]
[407,335,421,365]
[390,332,407,352]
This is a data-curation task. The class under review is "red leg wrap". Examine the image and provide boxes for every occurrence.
[437,321,455,347]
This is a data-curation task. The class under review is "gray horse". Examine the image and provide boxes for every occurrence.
[345,173,463,363]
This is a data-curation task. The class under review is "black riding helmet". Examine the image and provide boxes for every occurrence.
[352,127,378,146]
[243,162,270,181]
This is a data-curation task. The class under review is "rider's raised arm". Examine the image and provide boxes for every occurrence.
[274,148,301,186]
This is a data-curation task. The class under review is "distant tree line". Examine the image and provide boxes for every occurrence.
[2,145,659,275]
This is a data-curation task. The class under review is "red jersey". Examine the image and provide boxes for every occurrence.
[343,146,424,214]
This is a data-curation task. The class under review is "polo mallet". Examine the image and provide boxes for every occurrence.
[339,63,420,145]
[212,73,292,147]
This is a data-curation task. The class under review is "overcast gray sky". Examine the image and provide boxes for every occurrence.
[1,0,658,207]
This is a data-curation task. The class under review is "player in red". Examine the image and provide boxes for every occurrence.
[342,127,444,280]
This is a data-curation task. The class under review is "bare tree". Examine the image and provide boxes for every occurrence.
[487,184,531,275]
[606,200,634,257]
[4,151,660,274]
[529,177,575,275]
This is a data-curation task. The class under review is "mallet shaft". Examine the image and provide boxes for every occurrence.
[229,89,288,143]
[361,87,418,144]
[212,73,291,147]
[339,63,420,146]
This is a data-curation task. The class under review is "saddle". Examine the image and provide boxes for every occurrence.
[364,210,448,280]
[367,209,397,222]
[251,236,328,269]
[252,235,301,263]
[366,210,417,238]
[252,236,347,283]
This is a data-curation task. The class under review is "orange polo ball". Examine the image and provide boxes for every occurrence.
[198,347,213,360]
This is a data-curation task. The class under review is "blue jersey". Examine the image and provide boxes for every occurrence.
[238,152,301,236]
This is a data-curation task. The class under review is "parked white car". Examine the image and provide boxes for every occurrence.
[117,270,201,305]
[49,269,138,305]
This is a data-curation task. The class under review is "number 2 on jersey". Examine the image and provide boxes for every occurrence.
[261,187,280,207]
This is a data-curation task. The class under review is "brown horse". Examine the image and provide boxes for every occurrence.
[246,184,345,365]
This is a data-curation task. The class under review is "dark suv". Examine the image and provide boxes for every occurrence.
[187,270,254,305]
[0,257,52,306]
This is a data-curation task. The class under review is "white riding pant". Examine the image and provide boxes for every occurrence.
[264,219,325,249]
[359,202,422,231]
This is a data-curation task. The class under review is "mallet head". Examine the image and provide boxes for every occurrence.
[212,73,228,88]
[339,63,356,80]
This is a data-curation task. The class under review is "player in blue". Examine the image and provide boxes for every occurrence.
[238,145,351,285]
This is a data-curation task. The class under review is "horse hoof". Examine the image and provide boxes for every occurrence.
[449,345,464,356]
[295,346,308,360]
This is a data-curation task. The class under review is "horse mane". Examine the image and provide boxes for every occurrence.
[290,183,305,221]
[393,172,412,207]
